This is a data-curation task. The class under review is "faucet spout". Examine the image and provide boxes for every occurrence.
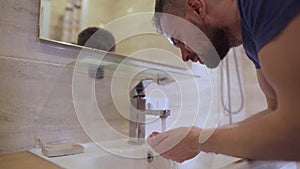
[128,78,171,145]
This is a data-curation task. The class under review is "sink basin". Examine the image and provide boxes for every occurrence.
[29,140,174,169]
[29,139,240,169]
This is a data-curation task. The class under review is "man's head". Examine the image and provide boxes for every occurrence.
[77,27,116,52]
[153,0,242,67]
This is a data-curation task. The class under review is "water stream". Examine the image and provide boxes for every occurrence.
[161,118,179,169]
[161,118,167,132]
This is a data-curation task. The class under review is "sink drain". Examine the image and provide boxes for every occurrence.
[147,151,154,163]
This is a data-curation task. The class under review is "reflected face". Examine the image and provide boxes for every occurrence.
[160,15,238,67]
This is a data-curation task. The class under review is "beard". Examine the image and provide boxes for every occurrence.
[209,26,232,60]
[190,21,238,61]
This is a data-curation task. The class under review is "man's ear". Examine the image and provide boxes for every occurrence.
[187,0,206,18]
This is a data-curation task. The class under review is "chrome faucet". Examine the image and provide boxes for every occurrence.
[128,78,171,145]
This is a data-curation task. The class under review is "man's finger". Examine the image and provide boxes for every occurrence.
[147,133,168,146]
[148,131,160,138]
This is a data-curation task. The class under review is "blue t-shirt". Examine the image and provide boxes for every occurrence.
[238,0,300,69]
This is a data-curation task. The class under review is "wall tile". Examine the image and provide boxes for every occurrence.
[0,57,90,153]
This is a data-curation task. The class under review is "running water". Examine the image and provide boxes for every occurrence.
[161,118,179,169]
[161,118,166,132]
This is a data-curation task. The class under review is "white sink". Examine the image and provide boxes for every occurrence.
[29,139,242,169]
[29,140,175,169]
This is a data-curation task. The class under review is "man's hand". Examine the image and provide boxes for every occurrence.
[147,126,202,163]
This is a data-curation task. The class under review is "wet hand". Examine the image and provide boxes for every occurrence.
[147,126,202,163]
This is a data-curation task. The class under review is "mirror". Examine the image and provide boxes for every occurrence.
[39,0,180,57]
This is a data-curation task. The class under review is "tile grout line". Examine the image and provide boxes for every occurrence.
[0,55,68,67]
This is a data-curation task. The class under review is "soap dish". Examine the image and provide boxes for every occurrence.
[34,137,84,157]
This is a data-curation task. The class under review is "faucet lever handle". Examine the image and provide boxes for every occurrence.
[160,110,171,118]
[144,110,170,118]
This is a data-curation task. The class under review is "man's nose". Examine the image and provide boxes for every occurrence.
[179,45,193,62]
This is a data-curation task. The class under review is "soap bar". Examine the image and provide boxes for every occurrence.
[42,143,84,157]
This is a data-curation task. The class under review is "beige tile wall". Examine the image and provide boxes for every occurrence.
[224,47,267,122]
[0,0,90,154]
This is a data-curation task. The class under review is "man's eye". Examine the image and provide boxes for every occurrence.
[170,37,183,46]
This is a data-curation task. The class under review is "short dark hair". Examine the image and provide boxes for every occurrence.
[153,0,185,33]
[77,27,116,52]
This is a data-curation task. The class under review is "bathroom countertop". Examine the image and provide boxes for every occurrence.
[1,151,298,169]
[0,151,60,169]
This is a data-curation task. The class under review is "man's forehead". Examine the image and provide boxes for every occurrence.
[160,14,185,36]
[159,14,214,55]
[159,16,171,36]
[160,14,202,43]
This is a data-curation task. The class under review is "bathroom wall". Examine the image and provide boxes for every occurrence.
[0,0,171,154]
[0,0,267,154]
[223,47,267,122]
[0,0,91,154]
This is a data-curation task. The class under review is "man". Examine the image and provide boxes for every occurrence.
[77,27,116,52]
[148,0,300,162]
[77,27,116,78]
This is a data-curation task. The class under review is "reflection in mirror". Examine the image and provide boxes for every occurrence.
[77,27,116,52]
[39,0,176,55]
[41,0,152,44]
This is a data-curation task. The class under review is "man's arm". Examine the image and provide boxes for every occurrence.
[201,14,300,160]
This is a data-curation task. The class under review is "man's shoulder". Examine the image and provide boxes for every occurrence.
[238,0,300,68]
[238,0,300,28]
